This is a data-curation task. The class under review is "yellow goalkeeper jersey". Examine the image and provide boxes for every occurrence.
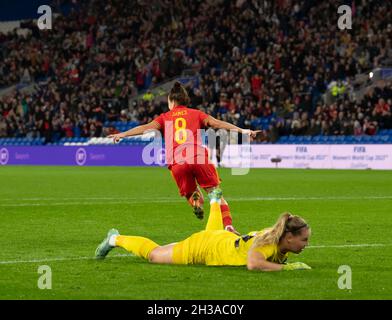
[172,229,289,266]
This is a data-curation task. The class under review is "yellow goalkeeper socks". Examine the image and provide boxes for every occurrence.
[205,200,224,231]
[115,236,159,260]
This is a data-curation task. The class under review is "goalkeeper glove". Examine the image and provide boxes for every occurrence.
[282,262,312,271]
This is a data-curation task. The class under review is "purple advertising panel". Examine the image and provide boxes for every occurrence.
[2,144,392,169]
[0,146,165,166]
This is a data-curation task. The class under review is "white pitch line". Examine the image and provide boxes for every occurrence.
[1,195,392,207]
[2,195,392,201]
[0,200,181,207]
[0,197,145,201]
[235,195,392,201]
[0,243,391,265]
[306,243,392,249]
[0,254,132,265]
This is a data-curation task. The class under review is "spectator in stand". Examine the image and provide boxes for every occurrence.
[0,0,391,143]
[363,118,378,136]
[372,98,391,129]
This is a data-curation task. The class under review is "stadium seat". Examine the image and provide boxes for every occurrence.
[278,136,289,143]
[320,136,329,144]
[311,135,322,144]
[379,135,390,143]
[295,136,305,144]
[352,135,363,144]
[335,136,345,144]
[362,135,373,144]
[250,119,259,128]
[348,135,356,143]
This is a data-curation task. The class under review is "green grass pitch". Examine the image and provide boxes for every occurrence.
[0,166,391,299]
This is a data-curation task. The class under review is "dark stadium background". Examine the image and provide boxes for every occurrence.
[0,0,391,304]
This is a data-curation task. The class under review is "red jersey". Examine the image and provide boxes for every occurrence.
[153,105,210,168]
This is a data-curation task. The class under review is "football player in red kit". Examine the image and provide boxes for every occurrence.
[108,82,259,234]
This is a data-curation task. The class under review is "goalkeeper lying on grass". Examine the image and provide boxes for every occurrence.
[95,189,311,272]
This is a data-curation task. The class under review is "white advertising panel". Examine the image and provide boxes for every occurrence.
[220,144,392,170]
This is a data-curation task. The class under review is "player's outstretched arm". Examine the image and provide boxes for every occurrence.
[247,249,284,272]
[204,115,261,139]
[247,249,311,271]
[108,121,161,143]
[281,262,312,271]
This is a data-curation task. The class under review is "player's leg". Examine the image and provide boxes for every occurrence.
[95,228,120,259]
[195,163,238,234]
[147,243,176,264]
[115,235,160,261]
[205,188,223,231]
[95,229,159,261]
[187,186,204,219]
[170,163,203,219]
[96,230,176,264]
[204,186,238,234]
[220,196,238,234]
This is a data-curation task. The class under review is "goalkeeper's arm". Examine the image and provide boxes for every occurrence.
[247,250,285,272]
[247,250,311,272]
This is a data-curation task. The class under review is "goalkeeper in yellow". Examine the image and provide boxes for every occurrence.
[95,189,311,271]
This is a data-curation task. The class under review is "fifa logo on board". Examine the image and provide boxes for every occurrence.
[296,147,308,153]
[354,147,366,153]
[37,5,52,30]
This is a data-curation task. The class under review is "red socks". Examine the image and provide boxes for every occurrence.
[220,203,232,227]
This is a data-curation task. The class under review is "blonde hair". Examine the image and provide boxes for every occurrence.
[250,212,309,250]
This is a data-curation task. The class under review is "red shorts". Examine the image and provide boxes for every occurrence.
[170,163,221,197]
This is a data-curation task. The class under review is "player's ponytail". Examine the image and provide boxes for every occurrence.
[251,212,308,250]
[168,81,190,106]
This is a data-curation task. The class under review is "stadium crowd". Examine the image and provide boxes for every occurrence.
[0,0,391,143]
